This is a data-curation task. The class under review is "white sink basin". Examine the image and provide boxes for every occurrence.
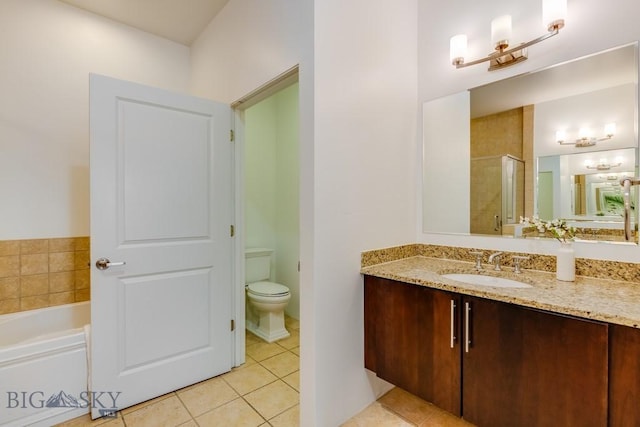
[441,273,532,289]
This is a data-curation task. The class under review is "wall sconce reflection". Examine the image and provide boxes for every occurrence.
[585,157,623,171]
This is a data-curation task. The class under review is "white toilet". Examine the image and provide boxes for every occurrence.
[245,248,291,343]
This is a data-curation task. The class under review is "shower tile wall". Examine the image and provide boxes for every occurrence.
[470,107,534,233]
[0,237,90,314]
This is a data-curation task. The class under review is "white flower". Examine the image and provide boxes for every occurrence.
[520,216,576,243]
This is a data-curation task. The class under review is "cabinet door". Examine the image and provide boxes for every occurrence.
[609,324,640,426]
[462,296,608,427]
[363,276,461,415]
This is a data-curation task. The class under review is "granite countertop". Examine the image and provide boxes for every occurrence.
[361,256,640,329]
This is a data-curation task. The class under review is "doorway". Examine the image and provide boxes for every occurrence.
[232,68,300,364]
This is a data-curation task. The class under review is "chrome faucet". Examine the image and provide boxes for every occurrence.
[487,252,503,271]
[469,251,484,270]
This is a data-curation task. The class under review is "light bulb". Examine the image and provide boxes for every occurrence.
[450,34,467,65]
[578,127,591,140]
[491,15,512,49]
[604,123,616,138]
[542,0,567,31]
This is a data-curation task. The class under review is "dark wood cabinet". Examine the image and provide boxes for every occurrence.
[364,275,611,427]
[364,276,461,415]
[462,295,608,427]
[609,324,640,426]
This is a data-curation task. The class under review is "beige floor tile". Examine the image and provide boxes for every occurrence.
[244,380,299,420]
[54,413,125,426]
[285,316,300,330]
[177,421,198,427]
[260,351,300,378]
[276,329,300,349]
[222,363,278,395]
[379,387,474,427]
[289,346,300,356]
[341,402,413,427]
[177,376,239,417]
[232,354,258,370]
[246,330,263,345]
[269,404,300,427]
[378,387,432,424]
[282,370,300,392]
[122,395,192,427]
[195,398,265,427]
[120,392,174,415]
[246,341,287,362]
[416,408,476,427]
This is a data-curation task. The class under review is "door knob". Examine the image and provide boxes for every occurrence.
[95,257,126,270]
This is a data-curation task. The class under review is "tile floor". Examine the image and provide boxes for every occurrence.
[57,317,300,427]
[344,387,475,427]
[58,316,473,426]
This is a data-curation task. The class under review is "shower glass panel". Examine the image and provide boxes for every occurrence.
[470,155,524,235]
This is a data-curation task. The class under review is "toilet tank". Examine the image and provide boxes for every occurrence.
[245,248,273,283]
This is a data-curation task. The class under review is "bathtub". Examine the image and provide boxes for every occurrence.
[0,302,90,426]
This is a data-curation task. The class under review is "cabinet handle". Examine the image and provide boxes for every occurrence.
[465,301,471,353]
[450,299,457,348]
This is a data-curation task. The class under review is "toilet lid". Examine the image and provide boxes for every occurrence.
[247,281,290,297]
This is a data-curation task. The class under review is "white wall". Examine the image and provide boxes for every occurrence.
[312,1,418,424]
[0,0,190,240]
[418,0,640,262]
[191,0,417,425]
[274,84,301,319]
[245,84,300,319]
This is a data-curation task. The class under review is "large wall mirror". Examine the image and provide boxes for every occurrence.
[423,42,639,244]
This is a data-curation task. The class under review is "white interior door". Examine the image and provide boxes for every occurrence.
[89,74,233,419]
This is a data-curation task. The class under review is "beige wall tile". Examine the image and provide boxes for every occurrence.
[75,270,90,290]
[21,295,49,311]
[0,277,20,300]
[0,241,20,256]
[21,253,49,275]
[50,272,75,292]
[75,251,90,270]
[75,289,90,302]
[20,239,49,254]
[49,238,76,252]
[0,255,20,278]
[50,291,76,306]
[21,274,49,296]
[49,252,75,273]
[0,298,20,315]
[75,237,90,251]
[0,237,91,314]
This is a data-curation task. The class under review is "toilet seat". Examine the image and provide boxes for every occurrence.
[247,281,290,297]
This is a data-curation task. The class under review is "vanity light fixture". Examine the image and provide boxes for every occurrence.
[556,123,616,147]
[450,0,567,71]
[585,158,623,171]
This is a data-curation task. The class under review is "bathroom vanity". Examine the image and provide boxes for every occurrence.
[362,256,640,427]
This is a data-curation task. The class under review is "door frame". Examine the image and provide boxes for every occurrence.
[231,66,299,365]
